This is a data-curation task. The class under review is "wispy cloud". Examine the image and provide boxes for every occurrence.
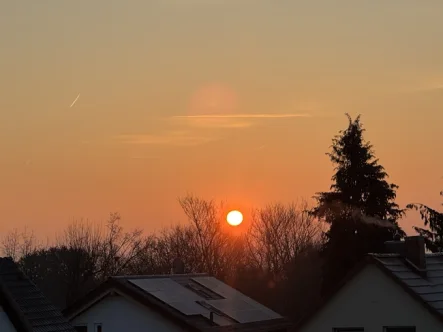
[170,113,311,129]
[170,117,252,129]
[171,113,311,119]
[114,113,312,149]
[157,0,250,5]
[255,144,268,151]
[413,85,443,92]
[116,131,217,146]
[130,155,161,160]
[401,82,443,94]
[423,85,443,91]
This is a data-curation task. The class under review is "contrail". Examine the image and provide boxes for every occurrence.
[70,94,80,108]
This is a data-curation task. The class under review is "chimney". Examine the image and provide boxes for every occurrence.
[404,236,426,271]
[384,239,406,256]
[171,257,185,274]
[384,235,426,276]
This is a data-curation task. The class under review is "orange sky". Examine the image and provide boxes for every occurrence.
[0,1,442,239]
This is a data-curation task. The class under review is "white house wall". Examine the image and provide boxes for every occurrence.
[71,293,186,332]
[300,264,443,332]
[0,306,16,332]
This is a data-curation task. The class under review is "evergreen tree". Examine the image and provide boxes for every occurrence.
[311,114,404,295]
[408,191,443,252]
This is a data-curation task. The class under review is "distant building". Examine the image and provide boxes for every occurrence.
[0,257,75,332]
[64,273,291,332]
[294,236,443,332]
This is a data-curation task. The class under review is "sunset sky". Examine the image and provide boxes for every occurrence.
[1,1,442,238]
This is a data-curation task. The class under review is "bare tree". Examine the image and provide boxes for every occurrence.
[132,224,203,275]
[1,227,39,260]
[53,212,149,283]
[159,225,201,272]
[19,245,98,309]
[247,200,321,278]
[96,212,147,277]
[178,194,235,278]
[127,234,168,275]
[57,218,102,251]
[18,213,150,308]
[56,218,102,269]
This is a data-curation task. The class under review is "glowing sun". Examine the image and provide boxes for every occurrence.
[227,210,243,226]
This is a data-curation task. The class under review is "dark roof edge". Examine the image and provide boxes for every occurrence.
[292,256,372,331]
[370,256,443,324]
[0,284,32,332]
[64,276,289,332]
[112,273,209,280]
[0,260,34,332]
[62,280,110,318]
[292,255,443,331]
[205,317,292,332]
[63,278,203,332]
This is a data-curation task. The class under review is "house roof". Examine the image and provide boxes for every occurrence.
[64,273,291,332]
[293,253,443,331]
[0,257,75,332]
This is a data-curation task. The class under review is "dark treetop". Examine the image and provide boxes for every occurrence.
[310,114,405,295]
[408,191,443,253]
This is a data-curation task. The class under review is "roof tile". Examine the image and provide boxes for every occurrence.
[373,253,443,318]
[0,257,76,332]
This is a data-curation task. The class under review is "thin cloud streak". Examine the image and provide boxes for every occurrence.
[169,113,311,130]
[171,113,312,119]
[115,113,311,148]
[424,85,443,91]
[171,118,253,129]
[116,132,218,146]
[413,85,443,92]
[156,0,254,5]
[399,83,443,94]
[255,144,268,151]
[130,156,161,160]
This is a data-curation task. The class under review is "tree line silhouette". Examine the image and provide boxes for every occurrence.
[2,114,441,323]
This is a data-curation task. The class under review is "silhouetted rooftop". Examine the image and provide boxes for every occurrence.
[0,257,75,332]
[65,273,291,332]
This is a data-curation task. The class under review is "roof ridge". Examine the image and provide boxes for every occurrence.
[369,252,443,258]
[369,253,400,257]
[66,274,283,331]
[112,273,209,279]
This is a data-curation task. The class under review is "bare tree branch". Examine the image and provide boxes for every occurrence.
[247,200,321,279]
